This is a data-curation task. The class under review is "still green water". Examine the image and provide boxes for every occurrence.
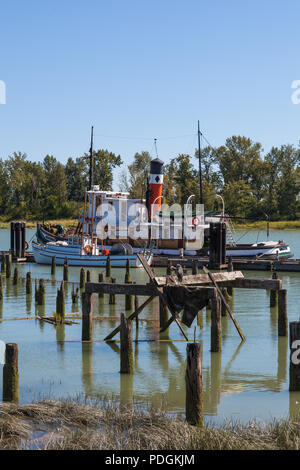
[0,228,300,425]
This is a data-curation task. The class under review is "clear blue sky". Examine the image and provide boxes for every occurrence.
[1,0,300,188]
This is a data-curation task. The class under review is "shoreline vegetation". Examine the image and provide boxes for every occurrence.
[0,399,300,450]
[0,218,299,231]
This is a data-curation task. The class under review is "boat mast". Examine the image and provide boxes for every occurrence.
[89,126,94,190]
[198,120,203,205]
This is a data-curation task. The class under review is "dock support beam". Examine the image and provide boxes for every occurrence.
[211,289,221,352]
[82,292,92,341]
[289,321,300,391]
[3,343,19,402]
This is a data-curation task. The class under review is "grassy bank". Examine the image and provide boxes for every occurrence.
[0,219,78,229]
[0,399,300,450]
[234,220,300,230]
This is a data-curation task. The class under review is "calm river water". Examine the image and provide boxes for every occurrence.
[0,227,300,424]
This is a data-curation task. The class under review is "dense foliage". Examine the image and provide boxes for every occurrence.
[2,135,300,221]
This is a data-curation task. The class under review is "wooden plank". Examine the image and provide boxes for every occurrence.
[85,282,156,296]
[155,271,244,287]
[203,266,245,342]
[229,278,282,291]
[104,296,155,341]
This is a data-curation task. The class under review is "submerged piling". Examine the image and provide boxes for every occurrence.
[86,270,91,283]
[159,297,169,330]
[56,281,65,320]
[5,254,11,279]
[3,343,19,402]
[1,255,5,274]
[192,259,198,275]
[37,279,45,305]
[26,272,32,295]
[211,290,222,352]
[270,272,278,308]
[120,312,133,374]
[185,343,203,426]
[109,278,116,305]
[51,256,56,276]
[82,292,92,341]
[98,272,104,299]
[278,289,288,337]
[13,267,19,285]
[106,255,111,278]
[80,268,86,290]
[63,258,69,282]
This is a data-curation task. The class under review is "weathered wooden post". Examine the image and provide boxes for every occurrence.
[109,278,116,305]
[135,295,139,328]
[87,270,91,283]
[13,266,19,285]
[211,289,221,352]
[227,257,233,296]
[72,286,79,304]
[166,260,172,276]
[120,312,133,374]
[106,255,111,278]
[51,256,56,276]
[56,281,65,320]
[5,254,11,279]
[38,279,45,305]
[80,268,86,290]
[270,272,278,308]
[3,343,19,402]
[289,321,300,391]
[98,272,105,299]
[82,292,92,341]
[278,289,288,337]
[63,258,69,282]
[220,288,228,317]
[185,343,203,426]
[0,276,3,300]
[26,272,32,295]
[159,297,169,330]
[192,259,198,275]
[1,254,6,273]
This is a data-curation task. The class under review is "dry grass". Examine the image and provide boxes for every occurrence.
[0,399,300,450]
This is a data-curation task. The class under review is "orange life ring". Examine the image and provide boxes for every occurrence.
[192,216,200,227]
[101,249,110,256]
[84,244,92,255]
[25,241,29,251]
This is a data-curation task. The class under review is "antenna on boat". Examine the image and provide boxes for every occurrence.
[89,126,94,190]
[198,121,203,205]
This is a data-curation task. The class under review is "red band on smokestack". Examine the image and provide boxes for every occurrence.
[149,158,164,219]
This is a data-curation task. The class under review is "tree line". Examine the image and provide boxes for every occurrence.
[1,135,300,221]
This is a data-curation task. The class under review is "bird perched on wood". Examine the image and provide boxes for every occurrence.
[175,264,184,282]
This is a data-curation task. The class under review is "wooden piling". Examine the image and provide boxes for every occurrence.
[26,272,32,295]
[51,256,56,276]
[3,343,19,402]
[227,257,233,296]
[120,312,133,374]
[82,292,92,341]
[1,254,6,273]
[38,279,45,305]
[87,270,91,283]
[270,272,278,308]
[0,276,3,300]
[289,321,300,391]
[63,258,69,282]
[72,286,79,304]
[185,343,203,426]
[159,297,169,330]
[278,289,288,337]
[13,267,19,285]
[211,290,222,352]
[135,295,139,327]
[109,278,116,305]
[5,254,11,279]
[192,259,198,275]
[34,280,38,303]
[80,268,86,290]
[166,260,172,276]
[56,281,65,320]
[98,272,104,299]
[221,288,228,316]
[106,255,111,278]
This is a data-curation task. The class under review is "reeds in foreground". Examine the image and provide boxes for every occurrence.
[0,399,300,450]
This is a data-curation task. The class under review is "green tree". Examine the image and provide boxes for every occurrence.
[65,157,88,202]
[127,151,151,199]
